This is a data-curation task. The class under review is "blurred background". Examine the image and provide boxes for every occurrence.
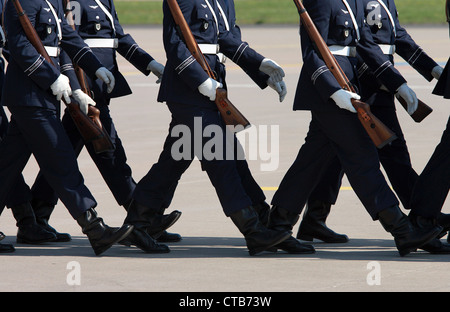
[114,0,448,25]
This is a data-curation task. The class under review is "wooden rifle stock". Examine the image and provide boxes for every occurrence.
[396,97,432,123]
[63,0,114,153]
[293,0,397,148]
[166,0,250,130]
[11,0,112,152]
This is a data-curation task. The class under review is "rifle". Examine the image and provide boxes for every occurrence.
[397,97,432,123]
[293,0,396,148]
[166,0,250,130]
[11,0,113,152]
[63,0,114,153]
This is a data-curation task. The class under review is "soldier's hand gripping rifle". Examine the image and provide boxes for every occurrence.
[167,0,250,130]
[63,0,114,153]
[12,0,114,153]
[293,0,397,148]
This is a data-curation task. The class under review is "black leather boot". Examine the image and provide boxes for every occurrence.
[230,206,290,256]
[0,232,15,253]
[268,206,315,254]
[124,227,170,253]
[10,202,56,244]
[76,208,133,256]
[253,201,271,227]
[31,199,71,242]
[410,214,450,254]
[156,207,182,243]
[378,206,442,256]
[296,200,349,243]
[125,200,181,239]
[437,213,450,239]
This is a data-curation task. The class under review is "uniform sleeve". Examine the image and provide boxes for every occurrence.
[4,0,60,91]
[300,0,342,102]
[393,6,438,82]
[59,49,82,91]
[217,23,265,79]
[113,4,154,76]
[225,2,269,89]
[162,0,209,90]
[59,8,104,78]
[355,5,406,92]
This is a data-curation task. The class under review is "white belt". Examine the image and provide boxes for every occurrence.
[198,43,219,54]
[378,44,395,55]
[44,46,60,57]
[198,43,226,63]
[84,38,119,49]
[329,45,357,57]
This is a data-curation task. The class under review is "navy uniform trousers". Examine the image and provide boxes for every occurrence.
[30,0,159,208]
[133,101,263,216]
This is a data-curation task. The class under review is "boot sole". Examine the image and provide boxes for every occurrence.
[16,236,57,245]
[398,227,443,257]
[297,233,349,244]
[93,225,134,256]
[248,232,291,256]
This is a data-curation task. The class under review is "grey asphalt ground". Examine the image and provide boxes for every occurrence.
[0,25,449,293]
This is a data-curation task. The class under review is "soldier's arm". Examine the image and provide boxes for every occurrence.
[4,0,60,91]
[162,0,209,91]
[59,9,104,79]
[300,0,342,103]
[355,5,406,93]
[112,4,154,76]
[392,4,439,81]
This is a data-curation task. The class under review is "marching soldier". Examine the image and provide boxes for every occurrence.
[28,0,176,253]
[269,0,441,256]
[0,0,58,247]
[122,0,313,254]
[0,0,133,256]
[296,0,450,254]
[410,0,450,244]
[124,0,294,256]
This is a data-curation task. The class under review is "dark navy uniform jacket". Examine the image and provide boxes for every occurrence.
[294,0,406,111]
[158,0,265,109]
[66,0,155,100]
[2,0,102,110]
[358,0,439,99]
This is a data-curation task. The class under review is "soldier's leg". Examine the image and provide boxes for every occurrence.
[297,156,348,243]
[8,106,132,256]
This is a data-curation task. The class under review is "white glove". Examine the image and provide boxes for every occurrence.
[72,89,96,115]
[431,65,444,80]
[147,60,165,84]
[50,74,72,103]
[95,67,115,93]
[396,83,418,115]
[267,77,287,102]
[330,89,360,113]
[198,78,223,101]
[259,58,285,83]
